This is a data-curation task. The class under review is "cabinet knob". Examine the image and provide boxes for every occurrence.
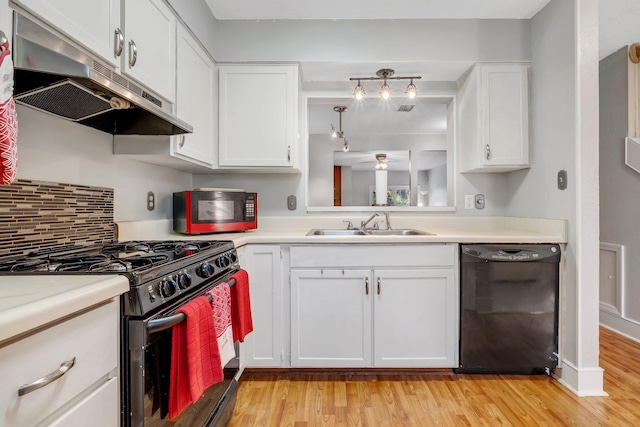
[114,28,124,58]
[129,40,138,67]
[485,144,491,160]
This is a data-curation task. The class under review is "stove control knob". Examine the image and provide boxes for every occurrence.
[197,262,214,278]
[159,278,177,298]
[177,273,192,289]
[228,252,238,264]
[216,256,230,268]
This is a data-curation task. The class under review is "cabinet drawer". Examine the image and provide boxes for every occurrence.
[0,299,119,427]
[47,377,119,427]
[290,244,456,268]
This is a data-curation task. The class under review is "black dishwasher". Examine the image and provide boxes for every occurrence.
[457,244,561,374]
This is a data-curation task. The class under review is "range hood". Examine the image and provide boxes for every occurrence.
[11,13,192,136]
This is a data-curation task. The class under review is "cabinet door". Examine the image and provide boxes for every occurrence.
[14,0,120,68]
[242,245,284,367]
[219,65,298,167]
[47,377,119,427]
[290,269,372,367]
[123,0,176,102]
[480,65,529,167]
[373,269,458,368]
[172,24,216,166]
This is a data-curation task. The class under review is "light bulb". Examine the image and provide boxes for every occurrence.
[380,81,391,100]
[353,81,365,100]
[343,140,349,152]
[406,81,417,99]
[331,125,337,139]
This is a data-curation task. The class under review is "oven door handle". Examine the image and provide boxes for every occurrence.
[147,313,187,334]
[146,277,236,334]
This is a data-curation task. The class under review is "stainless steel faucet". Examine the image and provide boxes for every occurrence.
[360,212,392,231]
[360,213,380,230]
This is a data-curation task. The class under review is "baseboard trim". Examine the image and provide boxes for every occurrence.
[600,310,640,343]
[553,359,606,396]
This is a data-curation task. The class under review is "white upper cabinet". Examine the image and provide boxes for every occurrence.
[12,0,121,68]
[218,64,299,170]
[14,0,176,102]
[171,23,216,167]
[458,63,530,173]
[122,0,176,102]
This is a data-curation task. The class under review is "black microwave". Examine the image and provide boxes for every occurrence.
[173,189,257,234]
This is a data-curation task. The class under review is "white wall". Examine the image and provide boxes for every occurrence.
[599,47,640,337]
[14,106,193,222]
[506,0,602,394]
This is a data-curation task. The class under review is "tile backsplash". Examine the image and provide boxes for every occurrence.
[0,179,114,260]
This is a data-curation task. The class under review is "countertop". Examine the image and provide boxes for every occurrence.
[0,275,129,345]
[116,216,568,246]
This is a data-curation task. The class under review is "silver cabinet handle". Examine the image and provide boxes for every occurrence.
[128,40,138,67]
[287,145,291,163]
[365,277,369,295]
[179,135,186,148]
[485,144,491,160]
[18,357,76,396]
[377,277,381,295]
[114,28,124,58]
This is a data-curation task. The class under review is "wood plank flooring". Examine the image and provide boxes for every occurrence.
[227,327,640,426]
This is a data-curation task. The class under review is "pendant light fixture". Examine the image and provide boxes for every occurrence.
[374,154,388,206]
[330,106,349,152]
[349,69,421,101]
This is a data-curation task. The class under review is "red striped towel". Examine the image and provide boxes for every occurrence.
[207,283,235,368]
[0,37,18,185]
[168,296,223,420]
[230,269,253,343]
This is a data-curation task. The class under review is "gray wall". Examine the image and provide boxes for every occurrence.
[600,48,640,327]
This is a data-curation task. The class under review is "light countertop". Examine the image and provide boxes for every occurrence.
[0,275,129,344]
[116,216,567,246]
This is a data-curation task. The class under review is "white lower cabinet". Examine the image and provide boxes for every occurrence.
[0,299,120,426]
[241,245,285,367]
[289,244,459,369]
[291,269,372,367]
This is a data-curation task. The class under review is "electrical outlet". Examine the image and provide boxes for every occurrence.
[287,195,297,211]
[147,191,155,211]
[475,194,485,210]
[464,195,474,209]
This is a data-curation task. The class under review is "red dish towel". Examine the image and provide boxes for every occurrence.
[0,37,18,185]
[207,283,235,368]
[168,296,224,420]
[230,269,253,343]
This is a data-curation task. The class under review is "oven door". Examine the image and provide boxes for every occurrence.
[124,277,240,427]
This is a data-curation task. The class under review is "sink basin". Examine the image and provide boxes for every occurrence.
[305,228,434,236]
[366,229,435,236]
[306,229,367,236]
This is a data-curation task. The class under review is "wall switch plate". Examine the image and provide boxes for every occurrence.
[475,194,485,209]
[557,170,567,190]
[464,195,474,209]
[147,191,155,211]
[287,195,297,211]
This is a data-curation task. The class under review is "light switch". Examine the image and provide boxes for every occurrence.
[465,195,474,209]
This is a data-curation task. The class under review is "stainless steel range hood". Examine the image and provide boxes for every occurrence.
[11,13,192,136]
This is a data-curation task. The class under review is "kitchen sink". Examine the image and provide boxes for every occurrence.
[305,228,434,236]
[366,229,435,236]
[306,229,368,236]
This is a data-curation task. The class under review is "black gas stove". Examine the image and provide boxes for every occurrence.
[0,240,238,316]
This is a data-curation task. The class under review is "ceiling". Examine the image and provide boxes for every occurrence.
[205,0,550,20]
[206,0,640,62]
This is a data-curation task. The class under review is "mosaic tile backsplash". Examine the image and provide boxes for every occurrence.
[0,179,114,260]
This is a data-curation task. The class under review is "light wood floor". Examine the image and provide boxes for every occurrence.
[228,327,640,426]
